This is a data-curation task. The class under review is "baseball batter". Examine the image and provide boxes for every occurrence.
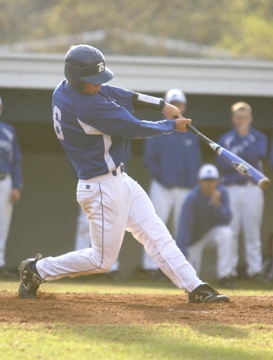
[18,45,229,304]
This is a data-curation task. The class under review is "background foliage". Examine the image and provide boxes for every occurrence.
[0,0,273,59]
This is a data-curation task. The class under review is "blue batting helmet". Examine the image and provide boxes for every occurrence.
[64,45,114,90]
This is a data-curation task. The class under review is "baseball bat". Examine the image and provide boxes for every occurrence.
[185,123,271,190]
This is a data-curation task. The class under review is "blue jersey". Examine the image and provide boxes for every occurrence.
[52,81,177,179]
[0,121,23,188]
[269,135,273,167]
[144,131,202,188]
[176,185,232,257]
[217,128,267,185]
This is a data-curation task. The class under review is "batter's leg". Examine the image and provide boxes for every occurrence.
[36,175,131,281]
[74,204,91,251]
[125,176,202,292]
[142,179,174,270]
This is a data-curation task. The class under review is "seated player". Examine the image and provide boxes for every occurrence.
[176,164,237,289]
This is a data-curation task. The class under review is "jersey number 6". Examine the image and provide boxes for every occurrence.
[53,105,65,140]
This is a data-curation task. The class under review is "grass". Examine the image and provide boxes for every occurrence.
[1,278,273,360]
[0,322,272,360]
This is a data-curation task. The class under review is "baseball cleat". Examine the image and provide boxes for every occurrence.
[18,253,44,299]
[188,283,230,303]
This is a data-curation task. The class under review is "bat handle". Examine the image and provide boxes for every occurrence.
[186,123,199,135]
[174,116,198,135]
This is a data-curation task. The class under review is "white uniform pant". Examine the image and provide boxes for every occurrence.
[0,176,13,267]
[227,183,264,277]
[37,170,202,292]
[188,226,233,279]
[74,204,119,272]
[143,179,190,270]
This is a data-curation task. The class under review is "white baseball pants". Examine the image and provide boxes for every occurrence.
[0,176,13,267]
[74,204,119,272]
[188,226,233,279]
[37,170,202,292]
[227,183,264,277]
[142,179,190,270]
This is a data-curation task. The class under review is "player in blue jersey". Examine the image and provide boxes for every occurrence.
[141,89,202,278]
[176,164,237,289]
[18,45,229,303]
[217,102,268,282]
[0,96,22,278]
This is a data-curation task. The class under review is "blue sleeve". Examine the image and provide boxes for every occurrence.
[212,187,232,225]
[11,130,23,189]
[176,196,195,257]
[270,136,273,167]
[79,97,176,139]
[99,84,134,112]
[143,137,161,179]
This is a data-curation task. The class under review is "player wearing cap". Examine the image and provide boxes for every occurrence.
[18,45,229,304]
[217,102,268,282]
[176,164,236,289]
[0,96,22,278]
[141,89,202,278]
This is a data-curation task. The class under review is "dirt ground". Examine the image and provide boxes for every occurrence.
[0,291,273,326]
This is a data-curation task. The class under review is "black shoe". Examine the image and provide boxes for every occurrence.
[188,283,230,303]
[249,273,270,284]
[218,277,239,289]
[18,254,44,299]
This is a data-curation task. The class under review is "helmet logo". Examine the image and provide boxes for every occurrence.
[97,61,105,73]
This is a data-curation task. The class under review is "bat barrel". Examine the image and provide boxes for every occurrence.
[183,122,271,191]
[258,177,271,190]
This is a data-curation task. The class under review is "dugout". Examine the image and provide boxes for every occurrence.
[0,53,273,279]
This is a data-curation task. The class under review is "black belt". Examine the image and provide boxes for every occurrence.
[112,163,124,176]
[0,172,8,181]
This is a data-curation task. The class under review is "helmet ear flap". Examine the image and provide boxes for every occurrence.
[70,80,86,91]
[64,63,86,91]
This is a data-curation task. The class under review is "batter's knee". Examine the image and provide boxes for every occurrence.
[96,257,118,273]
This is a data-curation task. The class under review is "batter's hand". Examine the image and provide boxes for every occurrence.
[175,117,192,132]
[10,188,21,204]
[162,102,181,120]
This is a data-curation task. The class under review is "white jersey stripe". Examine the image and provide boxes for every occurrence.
[78,118,116,172]
[102,134,116,172]
[77,119,103,135]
